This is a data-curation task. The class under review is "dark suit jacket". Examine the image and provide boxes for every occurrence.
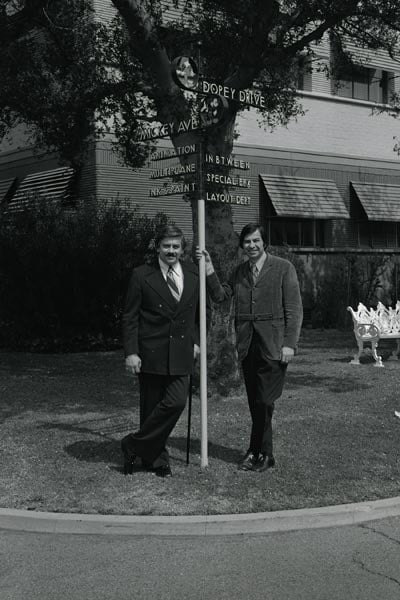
[123,260,207,375]
[207,253,303,361]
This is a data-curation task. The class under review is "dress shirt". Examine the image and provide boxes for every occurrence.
[159,258,184,296]
[249,251,267,277]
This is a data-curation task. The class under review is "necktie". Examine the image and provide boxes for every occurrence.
[167,266,180,302]
[251,264,259,282]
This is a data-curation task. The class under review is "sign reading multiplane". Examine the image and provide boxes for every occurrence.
[150,163,196,179]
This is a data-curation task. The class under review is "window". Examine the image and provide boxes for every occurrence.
[358,221,399,248]
[268,218,324,248]
[333,65,393,103]
[296,55,312,92]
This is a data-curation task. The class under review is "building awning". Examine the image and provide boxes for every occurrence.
[260,174,350,219]
[8,167,75,209]
[0,177,16,203]
[351,181,400,222]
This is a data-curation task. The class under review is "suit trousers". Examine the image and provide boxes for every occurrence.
[128,373,189,468]
[242,331,287,456]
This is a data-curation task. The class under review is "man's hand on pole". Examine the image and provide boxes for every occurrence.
[193,344,200,360]
[195,246,214,275]
[125,354,141,375]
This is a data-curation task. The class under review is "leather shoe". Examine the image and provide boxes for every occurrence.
[252,454,275,472]
[154,464,172,478]
[238,452,259,471]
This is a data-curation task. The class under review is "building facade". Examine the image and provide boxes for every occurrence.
[1,2,400,313]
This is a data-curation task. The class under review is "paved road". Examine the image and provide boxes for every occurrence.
[1,516,400,600]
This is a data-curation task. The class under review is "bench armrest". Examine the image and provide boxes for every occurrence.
[354,323,380,340]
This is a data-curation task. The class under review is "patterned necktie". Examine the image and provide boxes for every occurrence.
[167,266,180,302]
[251,264,259,282]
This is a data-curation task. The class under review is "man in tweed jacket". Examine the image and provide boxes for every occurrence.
[197,223,303,472]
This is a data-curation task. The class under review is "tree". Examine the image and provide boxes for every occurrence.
[1,0,400,264]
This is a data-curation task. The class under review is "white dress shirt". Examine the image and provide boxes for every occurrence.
[159,259,184,296]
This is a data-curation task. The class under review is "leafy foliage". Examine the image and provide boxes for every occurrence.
[311,253,392,328]
[0,0,150,168]
[2,1,400,167]
[0,198,171,350]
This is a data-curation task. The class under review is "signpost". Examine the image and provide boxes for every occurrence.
[194,46,208,468]
[196,135,208,468]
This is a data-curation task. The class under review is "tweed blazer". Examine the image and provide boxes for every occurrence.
[207,253,303,361]
[123,260,208,376]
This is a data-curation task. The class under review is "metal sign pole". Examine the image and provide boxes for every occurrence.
[198,148,208,469]
[197,43,208,468]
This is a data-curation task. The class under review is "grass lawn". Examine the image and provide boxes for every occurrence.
[0,328,399,516]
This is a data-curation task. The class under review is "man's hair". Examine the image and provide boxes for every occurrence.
[155,224,186,250]
[239,223,267,248]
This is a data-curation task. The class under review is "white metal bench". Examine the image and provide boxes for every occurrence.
[347,301,400,367]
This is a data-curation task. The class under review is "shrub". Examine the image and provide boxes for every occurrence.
[311,253,391,329]
[0,197,170,351]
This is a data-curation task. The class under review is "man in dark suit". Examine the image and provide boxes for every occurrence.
[121,224,205,477]
[197,223,303,473]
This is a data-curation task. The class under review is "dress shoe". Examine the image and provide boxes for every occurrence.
[141,459,154,472]
[154,464,172,478]
[238,452,259,471]
[252,453,275,472]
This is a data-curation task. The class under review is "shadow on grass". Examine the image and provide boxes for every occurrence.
[168,436,242,465]
[60,434,242,473]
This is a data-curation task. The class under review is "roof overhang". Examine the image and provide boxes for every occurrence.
[351,181,400,222]
[260,174,350,219]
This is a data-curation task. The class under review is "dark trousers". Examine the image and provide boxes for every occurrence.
[127,373,189,468]
[242,332,287,456]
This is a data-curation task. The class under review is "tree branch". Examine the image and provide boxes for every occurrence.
[110,0,189,122]
[0,0,47,42]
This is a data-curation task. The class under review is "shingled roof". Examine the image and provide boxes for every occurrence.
[7,167,75,211]
[260,174,349,219]
[351,181,400,221]
[0,177,16,204]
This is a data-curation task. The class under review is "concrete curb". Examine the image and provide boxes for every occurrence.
[1,496,400,536]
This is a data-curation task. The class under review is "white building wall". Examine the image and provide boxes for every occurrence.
[236,93,400,162]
